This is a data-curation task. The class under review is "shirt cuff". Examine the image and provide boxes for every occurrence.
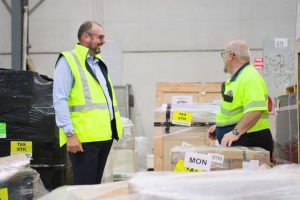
[62,124,74,133]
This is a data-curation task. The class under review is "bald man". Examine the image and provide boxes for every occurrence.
[207,40,273,160]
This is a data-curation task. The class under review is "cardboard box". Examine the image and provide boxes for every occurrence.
[170,145,270,171]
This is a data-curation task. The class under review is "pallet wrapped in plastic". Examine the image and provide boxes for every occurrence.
[0,69,71,191]
[0,154,48,200]
[0,69,54,140]
[125,164,300,200]
[39,164,300,200]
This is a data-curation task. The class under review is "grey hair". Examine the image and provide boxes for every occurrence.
[226,40,250,62]
[234,47,250,57]
[77,21,102,41]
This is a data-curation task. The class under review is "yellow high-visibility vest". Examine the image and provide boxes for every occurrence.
[216,64,270,132]
[58,44,122,146]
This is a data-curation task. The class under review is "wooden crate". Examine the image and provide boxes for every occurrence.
[199,82,222,103]
[154,82,221,171]
[154,126,209,171]
[171,145,270,171]
[156,82,222,107]
[153,104,218,171]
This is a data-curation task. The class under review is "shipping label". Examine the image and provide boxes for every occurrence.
[10,141,32,159]
[172,111,192,126]
[184,152,212,171]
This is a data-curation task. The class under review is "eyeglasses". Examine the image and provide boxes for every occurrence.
[220,51,235,58]
[86,32,105,40]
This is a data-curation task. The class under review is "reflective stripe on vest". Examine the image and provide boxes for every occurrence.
[220,106,243,116]
[69,51,119,112]
[216,112,269,127]
[244,99,267,110]
[220,98,267,116]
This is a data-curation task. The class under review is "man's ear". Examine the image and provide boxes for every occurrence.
[80,33,90,43]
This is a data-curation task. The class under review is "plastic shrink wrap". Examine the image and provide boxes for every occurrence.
[40,164,300,200]
[0,69,71,190]
[126,164,300,200]
[0,154,48,200]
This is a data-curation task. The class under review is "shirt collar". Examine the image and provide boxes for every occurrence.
[86,54,99,65]
[230,62,249,81]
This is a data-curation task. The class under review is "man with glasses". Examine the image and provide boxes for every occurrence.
[53,21,123,185]
[207,39,273,160]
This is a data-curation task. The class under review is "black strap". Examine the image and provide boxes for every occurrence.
[165,103,172,134]
[154,122,215,127]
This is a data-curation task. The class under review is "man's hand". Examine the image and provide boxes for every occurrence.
[67,134,83,153]
[221,131,239,146]
[207,125,216,140]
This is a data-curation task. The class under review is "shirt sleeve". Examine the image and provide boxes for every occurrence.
[53,56,74,133]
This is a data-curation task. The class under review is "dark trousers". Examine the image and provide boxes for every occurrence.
[232,129,274,160]
[69,139,113,185]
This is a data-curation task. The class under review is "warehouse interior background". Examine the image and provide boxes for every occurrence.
[0,0,299,153]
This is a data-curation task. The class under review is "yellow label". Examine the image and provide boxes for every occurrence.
[11,141,32,155]
[172,111,192,126]
[173,159,203,172]
[0,188,8,200]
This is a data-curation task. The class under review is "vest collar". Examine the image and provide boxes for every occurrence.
[230,62,250,82]
[74,43,101,60]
